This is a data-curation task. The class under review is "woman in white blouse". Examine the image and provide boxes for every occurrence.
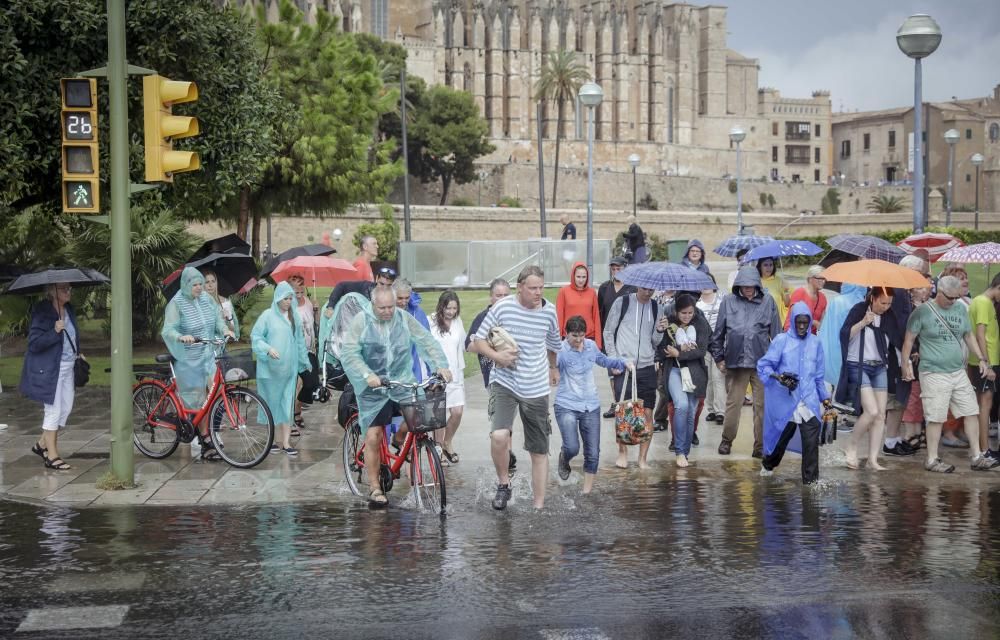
[430,290,466,464]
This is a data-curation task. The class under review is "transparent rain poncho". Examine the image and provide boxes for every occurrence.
[251,282,309,425]
[338,295,448,430]
[161,267,227,406]
[318,292,369,368]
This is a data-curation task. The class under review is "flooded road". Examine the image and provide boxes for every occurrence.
[2,461,999,639]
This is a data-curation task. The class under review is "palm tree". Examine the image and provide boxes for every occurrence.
[869,194,908,213]
[535,50,591,209]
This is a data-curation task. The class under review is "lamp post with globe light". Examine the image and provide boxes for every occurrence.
[944,128,960,226]
[579,82,604,275]
[729,126,746,235]
[972,153,985,230]
[897,14,942,233]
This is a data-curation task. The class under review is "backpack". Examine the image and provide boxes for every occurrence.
[612,295,658,348]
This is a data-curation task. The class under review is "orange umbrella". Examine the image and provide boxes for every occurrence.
[270,256,358,296]
[821,259,928,289]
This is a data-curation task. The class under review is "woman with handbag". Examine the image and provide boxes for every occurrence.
[655,294,710,467]
[836,287,898,471]
[20,282,81,470]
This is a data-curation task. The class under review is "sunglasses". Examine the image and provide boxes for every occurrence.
[377,267,397,279]
[942,293,961,301]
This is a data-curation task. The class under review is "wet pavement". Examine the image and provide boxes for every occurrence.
[2,381,1000,637]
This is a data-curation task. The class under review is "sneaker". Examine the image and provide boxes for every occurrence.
[692,433,700,446]
[924,458,955,473]
[492,484,512,510]
[653,422,668,433]
[602,405,617,419]
[508,451,517,475]
[718,439,732,455]
[270,444,280,453]
[759,464,773,477]
[897,440,919,456]
[557,450,570,480]
[713,414,725,424]
[987,449,1000,461]
[971,454,1000,471]
[706,413,718,422]
[283,447,299,456]
[883,442,916,457]
[668,440,676,452]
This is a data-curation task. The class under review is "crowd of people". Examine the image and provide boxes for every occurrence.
[17,230,1000,512]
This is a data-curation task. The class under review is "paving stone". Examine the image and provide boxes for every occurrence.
[16,605,129,632]
[46,572,147,593]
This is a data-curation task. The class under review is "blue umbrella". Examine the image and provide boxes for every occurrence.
[616,262,717,292]
[713,234,775,258]
[740,239,823,264]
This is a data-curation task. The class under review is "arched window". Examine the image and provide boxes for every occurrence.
[991,123,1000,142]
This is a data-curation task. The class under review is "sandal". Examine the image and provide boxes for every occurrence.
[290,428,301,438]
[31,442,48,460]
[368,490,388,507]
[198,436,223,462]
[441,447,459,464]
[43,455,72,471]
[293,412,305,428]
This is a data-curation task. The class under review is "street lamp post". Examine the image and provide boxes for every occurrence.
[944,128,960,226]
[972,153,985,230]
[628,153,640,217]
[579,82,604,276]
[729,126,746,234]
[897,14,942,234]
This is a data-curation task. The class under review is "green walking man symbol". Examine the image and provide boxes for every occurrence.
[72,184,90,207]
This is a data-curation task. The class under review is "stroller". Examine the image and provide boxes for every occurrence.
[311,293,365,406]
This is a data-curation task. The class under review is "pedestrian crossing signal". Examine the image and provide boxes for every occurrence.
[60,78,100,213]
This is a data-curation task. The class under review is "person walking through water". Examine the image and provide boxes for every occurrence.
[557,262,602,349]
[598,257,635,418]
[429,290,466,464]
[252,281,311,455]
[757,301,831,484]
[161,267,234,461]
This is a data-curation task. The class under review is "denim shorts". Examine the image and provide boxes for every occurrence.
[846,362,887,390]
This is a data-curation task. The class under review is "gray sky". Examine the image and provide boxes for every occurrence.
[724,0,1000,112]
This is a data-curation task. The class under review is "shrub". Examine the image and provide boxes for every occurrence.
[353,203,401,262]
[869,195,908,213]
[450,196,474,207]
[728,179,738,194]
[498,196,522,208]
[767,193,776,209]
[759,192,768,208]
[821,188,841,215]
[638,193,659,210]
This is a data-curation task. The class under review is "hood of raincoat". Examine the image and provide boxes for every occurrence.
[271,281,296,321]
[569,261,590,290]
[682,239,707,266]
[179,266,204,301]
[407,290,424,314]
[787,301,813,340]
[731,265,764,297]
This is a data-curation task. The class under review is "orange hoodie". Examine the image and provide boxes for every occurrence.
[556,262,603,349]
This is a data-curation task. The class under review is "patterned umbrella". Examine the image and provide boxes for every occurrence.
[740,239,823,264]
[616,262,717,292]
[713,234,775,258]
[897,232,964,263]
[938,242,1000,264]
[827,234,905,263]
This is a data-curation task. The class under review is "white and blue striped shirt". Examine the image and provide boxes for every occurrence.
[475,297,561,399]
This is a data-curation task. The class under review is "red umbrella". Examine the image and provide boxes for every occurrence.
[897,232,964,263]
[270,255,358,295]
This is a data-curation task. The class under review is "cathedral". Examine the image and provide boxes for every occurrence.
[231,1,834,181]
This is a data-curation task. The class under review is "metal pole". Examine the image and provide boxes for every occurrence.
[632,165,637,216]
[946,143,955,226]
[266,213,272,261]
[975,165,981,230]
[736,141,744,234]
[536,101,547,237]
[107,0,133,484]
[586,107,595,276]
[912,58,925,233]
[400,67,411,241]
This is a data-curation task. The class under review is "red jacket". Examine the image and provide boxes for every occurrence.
[556,262,602,349]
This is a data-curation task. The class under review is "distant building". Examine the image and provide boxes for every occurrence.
[759,88,832,184]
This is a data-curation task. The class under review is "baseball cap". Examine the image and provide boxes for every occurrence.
[609,257,628,267]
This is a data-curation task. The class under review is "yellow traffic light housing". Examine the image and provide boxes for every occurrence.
[142,74,200,183]
[61,78,100,213]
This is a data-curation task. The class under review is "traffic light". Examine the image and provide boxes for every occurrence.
[61,78,100,213]
[142,74,200,183]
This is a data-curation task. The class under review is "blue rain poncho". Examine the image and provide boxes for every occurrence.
[818,283,866,385]
[251,282,309,426]
[339,295,449,430]
[161,267,228,406]
[757,301,830,456]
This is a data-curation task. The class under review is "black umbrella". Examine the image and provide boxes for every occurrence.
[0,265,26,283]
[259,244,337,280]
[190,234,251,262]
[161,253,258,299]
[3,267,110,295]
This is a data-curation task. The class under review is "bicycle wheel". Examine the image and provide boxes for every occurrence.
[410,438,447,514]
[132,381,181,459]
[341,418,368,497]
[208,387,274,469]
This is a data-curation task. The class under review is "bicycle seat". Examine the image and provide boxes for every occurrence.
[154,353,175,364]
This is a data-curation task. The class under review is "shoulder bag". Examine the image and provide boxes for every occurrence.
[65,329,90,388]
[614,367,653,445]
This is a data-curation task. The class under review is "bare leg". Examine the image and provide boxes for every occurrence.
[530,452,548,509]
[885,407,902,440]
[363,426,384,497]
[926,421,943,464]
[443,406,464,452]
[638,408,653,469]
[976,389,992,453]
[41,430,63,464]
[616,443,628,468]
[491,429,512,485]
[846,403,874,469]
[962,414,983,459]
[582,472,596,494]
[277,423,291,449]
[867,390,888,471]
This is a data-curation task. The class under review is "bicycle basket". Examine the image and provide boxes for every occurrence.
[218,349,256,382]
[400,390,447,433]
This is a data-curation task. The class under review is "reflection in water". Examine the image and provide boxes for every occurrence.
[0,470,998,637]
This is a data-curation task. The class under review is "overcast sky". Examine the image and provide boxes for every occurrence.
[724,0,1000,113]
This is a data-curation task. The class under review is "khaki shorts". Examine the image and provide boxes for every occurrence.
[919,370,979,424]
[487,383,551,455]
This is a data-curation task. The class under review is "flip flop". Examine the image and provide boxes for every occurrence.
[441,447,459,464]
[368,490,388,508]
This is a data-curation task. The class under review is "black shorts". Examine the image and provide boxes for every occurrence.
[613,365,657,408]
[367,400,402,432]
[968,364,1000,394]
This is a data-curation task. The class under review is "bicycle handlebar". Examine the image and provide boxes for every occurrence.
[192,336,235,346]
[376,374,445,391]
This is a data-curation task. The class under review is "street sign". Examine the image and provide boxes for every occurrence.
[60,78,100,213]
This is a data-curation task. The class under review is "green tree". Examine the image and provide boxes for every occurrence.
[409,85,495,205]
[353,204,400,261]
[821,188,841,215]
[767,193,776,209]
[534,50,590,208]
[869,194,907,213]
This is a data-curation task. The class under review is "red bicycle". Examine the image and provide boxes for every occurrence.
[341,376,448,514]
[131,338,275,468]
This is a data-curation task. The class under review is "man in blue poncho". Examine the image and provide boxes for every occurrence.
[757,301,831,484]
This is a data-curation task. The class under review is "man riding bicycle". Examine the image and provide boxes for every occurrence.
[339,287,452,507]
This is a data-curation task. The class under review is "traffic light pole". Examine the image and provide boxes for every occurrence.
[107,0,134,485]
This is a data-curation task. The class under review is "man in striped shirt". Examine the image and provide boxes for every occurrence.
[469,265,561,511]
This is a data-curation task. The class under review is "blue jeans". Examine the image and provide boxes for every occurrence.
[554,406,601,474]
[668,368,696,456]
